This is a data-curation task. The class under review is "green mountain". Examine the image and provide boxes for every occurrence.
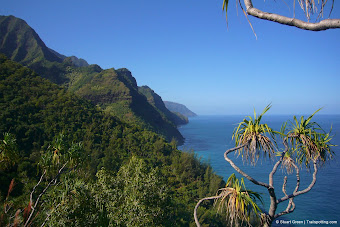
[164,101,197,117]
[0,15,61,64]
[0,15,89,84]
[0,15,184,144]
[0,54,225,226]
[139,86,188,125]
[72,68,184,143]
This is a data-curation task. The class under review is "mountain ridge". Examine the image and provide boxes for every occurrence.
[164,101,197,118]
[0,15,185,144]
[139,86,188,126]
[0,15,62,64]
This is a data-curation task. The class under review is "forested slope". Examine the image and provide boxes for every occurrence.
[0,54,225,226]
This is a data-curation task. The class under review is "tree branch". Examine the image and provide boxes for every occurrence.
[266,142,288,219]
[224,144,270,189]
[277,159,300,218]
[269,138,289,187]
[274,171,298,219]
[277,160,317,204]
[194,194,224,227]
[40,203,62,227]
[243,0,340,31]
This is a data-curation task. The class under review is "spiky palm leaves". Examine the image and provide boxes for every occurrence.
[232,104,277,165]
[215,173,262,226]
[286,109,334,168]
[231,105,334,170]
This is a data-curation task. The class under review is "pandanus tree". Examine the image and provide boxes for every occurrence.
[194,105,335,226]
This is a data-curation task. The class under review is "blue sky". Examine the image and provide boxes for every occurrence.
[1,0,340,115]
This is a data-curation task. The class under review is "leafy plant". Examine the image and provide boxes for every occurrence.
[215,173,262,226]
[0,132,19,169]
[232,104,277,164]
[287,109,335,167]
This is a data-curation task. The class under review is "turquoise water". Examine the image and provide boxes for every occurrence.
[179,115,340,226]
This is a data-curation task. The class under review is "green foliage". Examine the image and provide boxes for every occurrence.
[170,150,225,225]
[95,156,173,226]
[232,105,335,169]
[216,173,262,227]
[0,133,19,169]
[37,173,102,226]
[285,109,335,167]
[38,134,84,175]
[232,104,277,164]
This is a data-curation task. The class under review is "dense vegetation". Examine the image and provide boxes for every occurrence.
[71,67,185,144]
[0,54,225,226]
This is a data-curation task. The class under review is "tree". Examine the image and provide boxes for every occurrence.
[94,156,173,226]
[223,0,340,32]
[194,105,335,226]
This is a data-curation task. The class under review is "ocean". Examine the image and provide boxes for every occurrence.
[179,115,340,226]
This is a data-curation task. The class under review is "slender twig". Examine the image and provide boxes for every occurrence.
[40,203,62,227]
[24,162,68,227]
[29,170,46,206]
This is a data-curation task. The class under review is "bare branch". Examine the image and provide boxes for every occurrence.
[24,162,68,227]
[224,144,271,189]
[269,138,289,187]
[274,157,301,219]
[274,176,295,218]
[29,170,46,206]
[277,160,317,204]
[243,0,340,31]
[40,203,62,227]
[194,194,224,227]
